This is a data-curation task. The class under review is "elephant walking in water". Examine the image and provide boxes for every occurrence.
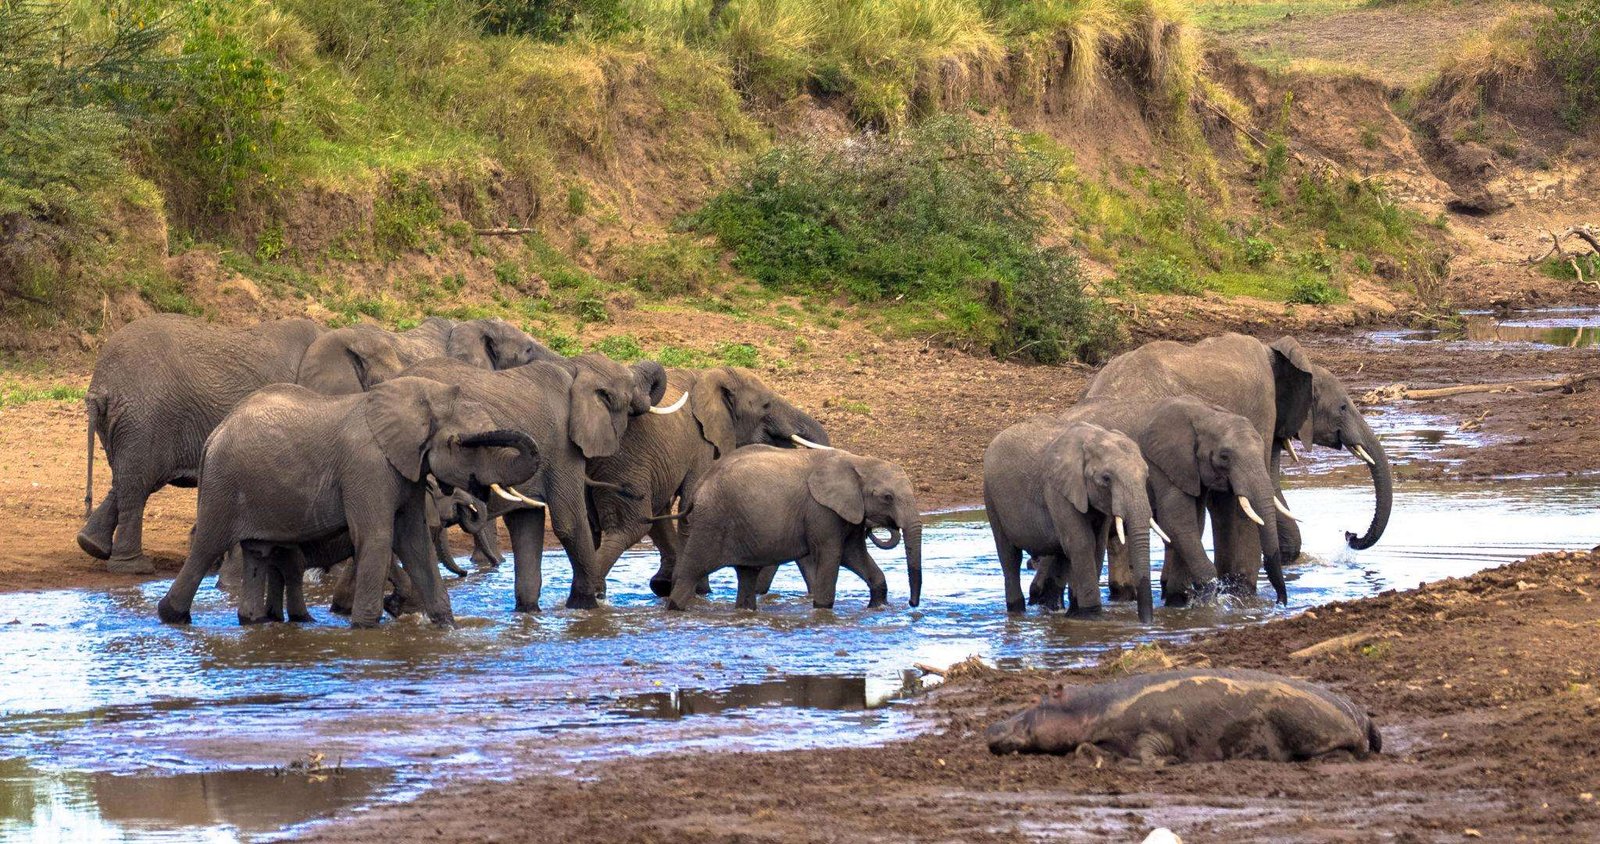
[79,315,324,573]
[1083,333,1390,598]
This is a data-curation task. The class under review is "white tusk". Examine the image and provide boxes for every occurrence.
[491,484,546,509]
[648,391,689,415]
[791,434,834,450]
[1284,438,1299,463]
[1114,516,1126,546]
[1238,496,1266,526]
[1351,444,1376,466]
[1274,496,1300,521]
[1149,521,1172,544]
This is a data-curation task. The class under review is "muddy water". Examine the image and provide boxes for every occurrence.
[4,471,1599,840]
[1372,306,1600,348]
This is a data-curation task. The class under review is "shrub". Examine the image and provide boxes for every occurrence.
[617,236,728,297]
[1539,0,1600,129]
[1117,254,1204,295]
[593,333,645,360]
[686,115,1117,362]
[1287,276,1341,305]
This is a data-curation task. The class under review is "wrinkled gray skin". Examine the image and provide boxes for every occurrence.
[79,315,325,573]
[582,367,830,598]
[1034,396,1284,606]
[400,354,670,611]
[296,317,561,395]
[425,480,500,573]
[155,378,540,628]
[984,420,1154,621]
[1083,333,1391,598]
[986,668,1382,763]
[666,446,922,613]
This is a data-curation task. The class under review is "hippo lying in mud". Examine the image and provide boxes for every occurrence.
[986,668,1381,764]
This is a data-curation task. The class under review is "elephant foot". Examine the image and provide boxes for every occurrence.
[288,612,316,624]
[156,597,192,626]
[238,613,272,626]
[695,577,712,597]
[514,599,540,613]
[76,529,113,560]
[565,592,599,610]
[1065,603,1104,618]
[1006,599,1027,615]
[349,618,381,629]
[1106,583,1139,602]
[1163,591,1191,608]
[382,594,408,619]
[429,614,457,628]
[329,601,352,617]
[105,554,155,575]
[648,576,673,598]
[867,590,888,609]
[810,600,834,611]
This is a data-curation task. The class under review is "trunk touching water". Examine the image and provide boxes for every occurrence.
[1345,415,1392,550]
[904,524,922,608]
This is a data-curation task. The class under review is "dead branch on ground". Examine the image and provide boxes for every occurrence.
[1361,372,1600,403]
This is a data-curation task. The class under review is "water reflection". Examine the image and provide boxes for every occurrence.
[1373,307,1600,348]
[0,476,1597,841]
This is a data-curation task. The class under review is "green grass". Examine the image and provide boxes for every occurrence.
[1188,0,1361,35]
[0,382,87,408]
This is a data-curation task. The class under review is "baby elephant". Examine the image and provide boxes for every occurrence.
[987,668,1380,764]
[665,446,922,612]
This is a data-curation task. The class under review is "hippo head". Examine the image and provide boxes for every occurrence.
[986,687,1096,755]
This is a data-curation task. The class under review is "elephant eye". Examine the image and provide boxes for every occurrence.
[596,388,615,407]
[1097,472,1112,486]
[1218,449,1232,464]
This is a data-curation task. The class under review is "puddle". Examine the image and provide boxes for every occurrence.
[2,472,1598,841]
[0,758,392,843]
[1369,307,1600,348]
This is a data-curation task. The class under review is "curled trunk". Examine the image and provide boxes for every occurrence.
[869,526,900,550]
[1345,415,1392,550]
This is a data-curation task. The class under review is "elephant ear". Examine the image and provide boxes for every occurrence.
[339,329,406,391]
[1138,408,1202,499]
[366,377,458,482]
[807,452,864,524]
[445,321,496,369]
[567,371,621,459]
[690,369,737,457]
[1269,336,1314,443]
[1045,430,1092,514]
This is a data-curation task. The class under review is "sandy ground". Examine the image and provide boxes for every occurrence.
[297,548,1600,843]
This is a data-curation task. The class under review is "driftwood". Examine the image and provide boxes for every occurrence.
[474,227,537,237]
[1527,225,1600,285]
[1362,372,1600,404]
[1290,629,1397,660]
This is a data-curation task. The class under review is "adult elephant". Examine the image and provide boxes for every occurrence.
[664,446,922,613]
[155,378,540,627]
[296,317,559,394]
[400,353,675,611]
[583,367,831,598]
[984,418,1157,621]
[1036,396,1286,606]
[79,314,325,572]
[1082,333,1390,594]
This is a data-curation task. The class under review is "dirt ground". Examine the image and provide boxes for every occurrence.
[295,547,1600,843]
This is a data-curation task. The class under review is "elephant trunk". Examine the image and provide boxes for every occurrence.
[869,526,900,550]
[1120,497,1154,624]
[1237,473,1284,604]
[459,429,541,482]
[631,360,670,412]
[1344,414,1391,551]
[904,523,923,608]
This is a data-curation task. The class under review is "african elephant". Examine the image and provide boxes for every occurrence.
[425,479,500,573]
[155,377,541,627]
[665,446,922,613]
[400,353,675,611]
[583,367,831,597]
[1082,333,1389,593]
[983,419,1156,621]
[79,314,325,572]
[296,317,559,395]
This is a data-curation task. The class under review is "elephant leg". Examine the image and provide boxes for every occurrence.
[344,504,395,628]
[283,547,314,623]
[395,507,454,626]
[328,561,355,616]
[1276,507,1302,565]
[1210,494,1261,596]
[1207,493,1237,584]
[505,507,546,613]
[1066,517,1103,616]
[1036,554,1068,613]
[666,525,723,611]
[1156,486,1216,605]
[733,566,761,611]
[805,530,843,610]
[237,547,272,625]
[841,543,888,608]
[990,499,1027,614]
[384,560,423,619]
[549,498,600,610]
[1106,537,1137,602]
[216,545,245,592]
[106,477,157,574]
[264,555,287,623]
[156,520,233,625]
[595,522,651,599]
[77,491,118,560]
[753,563,781,596]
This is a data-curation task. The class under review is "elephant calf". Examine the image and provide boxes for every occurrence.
[665,446,922,612]
[156,378,540,628]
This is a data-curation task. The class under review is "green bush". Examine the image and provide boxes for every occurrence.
[1287,276,1341,305]
[686,115,1117,363]
[479,0,636,41]
[1117,254,1205,296]
[1539,0,1600,129]
[593,333,645,360]
[617,236,728,297]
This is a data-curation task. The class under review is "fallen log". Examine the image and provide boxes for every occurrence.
[474,227,537,236]
[1290,629,1397,660]
[1361,372,1600,403]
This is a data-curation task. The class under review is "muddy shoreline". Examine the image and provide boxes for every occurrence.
[295,547,1600,843]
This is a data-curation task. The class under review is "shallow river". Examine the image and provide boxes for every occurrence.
[3,433,1599,841]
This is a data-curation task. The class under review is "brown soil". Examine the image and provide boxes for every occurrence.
[297,548,1600,843]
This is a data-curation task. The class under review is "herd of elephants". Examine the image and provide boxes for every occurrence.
[76,313,1393,629]
[72,312,1396,762]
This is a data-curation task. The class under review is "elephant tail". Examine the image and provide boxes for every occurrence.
[83,392,108,519]
[585,474,641,501]
[641,503,692,524]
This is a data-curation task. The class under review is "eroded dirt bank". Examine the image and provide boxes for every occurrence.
[299,548,1600,843]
